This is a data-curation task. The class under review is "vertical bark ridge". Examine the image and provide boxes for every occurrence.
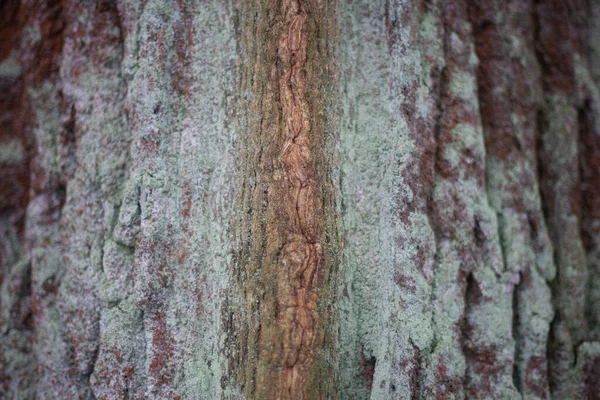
[120,1,239,398]
[468,1,556,399]
[234,1,339,398]
[423,1,521,398]
[0,0,240,398]
[534,1,600,398]
[577,8,600,398]
[338,0,441,397]
[0,1,39,396]
[57,2,131,397]
[0,1,85,397]
[578,100,600,336]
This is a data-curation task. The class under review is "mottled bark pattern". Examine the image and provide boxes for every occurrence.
[1,0,599,399]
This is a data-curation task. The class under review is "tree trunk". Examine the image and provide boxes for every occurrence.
[1,0,599,399]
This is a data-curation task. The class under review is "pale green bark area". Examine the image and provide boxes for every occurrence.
[471,7,554,399]
[27,79,79,398]
[338,1,596,399]
[337,1,436,398]
[2,1,239,399]
[101,1,239,398]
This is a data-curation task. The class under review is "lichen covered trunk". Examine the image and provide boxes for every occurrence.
[1,0,599,399]
[230,1,339,399]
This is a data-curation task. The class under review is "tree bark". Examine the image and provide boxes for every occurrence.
[1,0,599,399]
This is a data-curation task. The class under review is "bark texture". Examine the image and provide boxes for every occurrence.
[0,0,599,399]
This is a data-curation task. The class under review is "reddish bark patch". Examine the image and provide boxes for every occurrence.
[0,0,35,241]
[91,344,129,399]
[360,354,376,391]
[468,2,519,161]
[463,346,504,397]
[172,0,193,99]
[434,358,463,399]
[148,311,176,391]
[409,340,423,400]
[578,100,600,251]
[394,273,417,293]
[534,0,578,96]
[1,1,71,394]
[523,356,548,398]
[194,274,208,318]
[583,353,600,400]
[180,180,192,218]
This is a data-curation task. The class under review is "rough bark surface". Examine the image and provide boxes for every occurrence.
[0,0,599,399]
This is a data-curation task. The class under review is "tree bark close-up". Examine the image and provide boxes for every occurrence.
[1,0,599,399]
